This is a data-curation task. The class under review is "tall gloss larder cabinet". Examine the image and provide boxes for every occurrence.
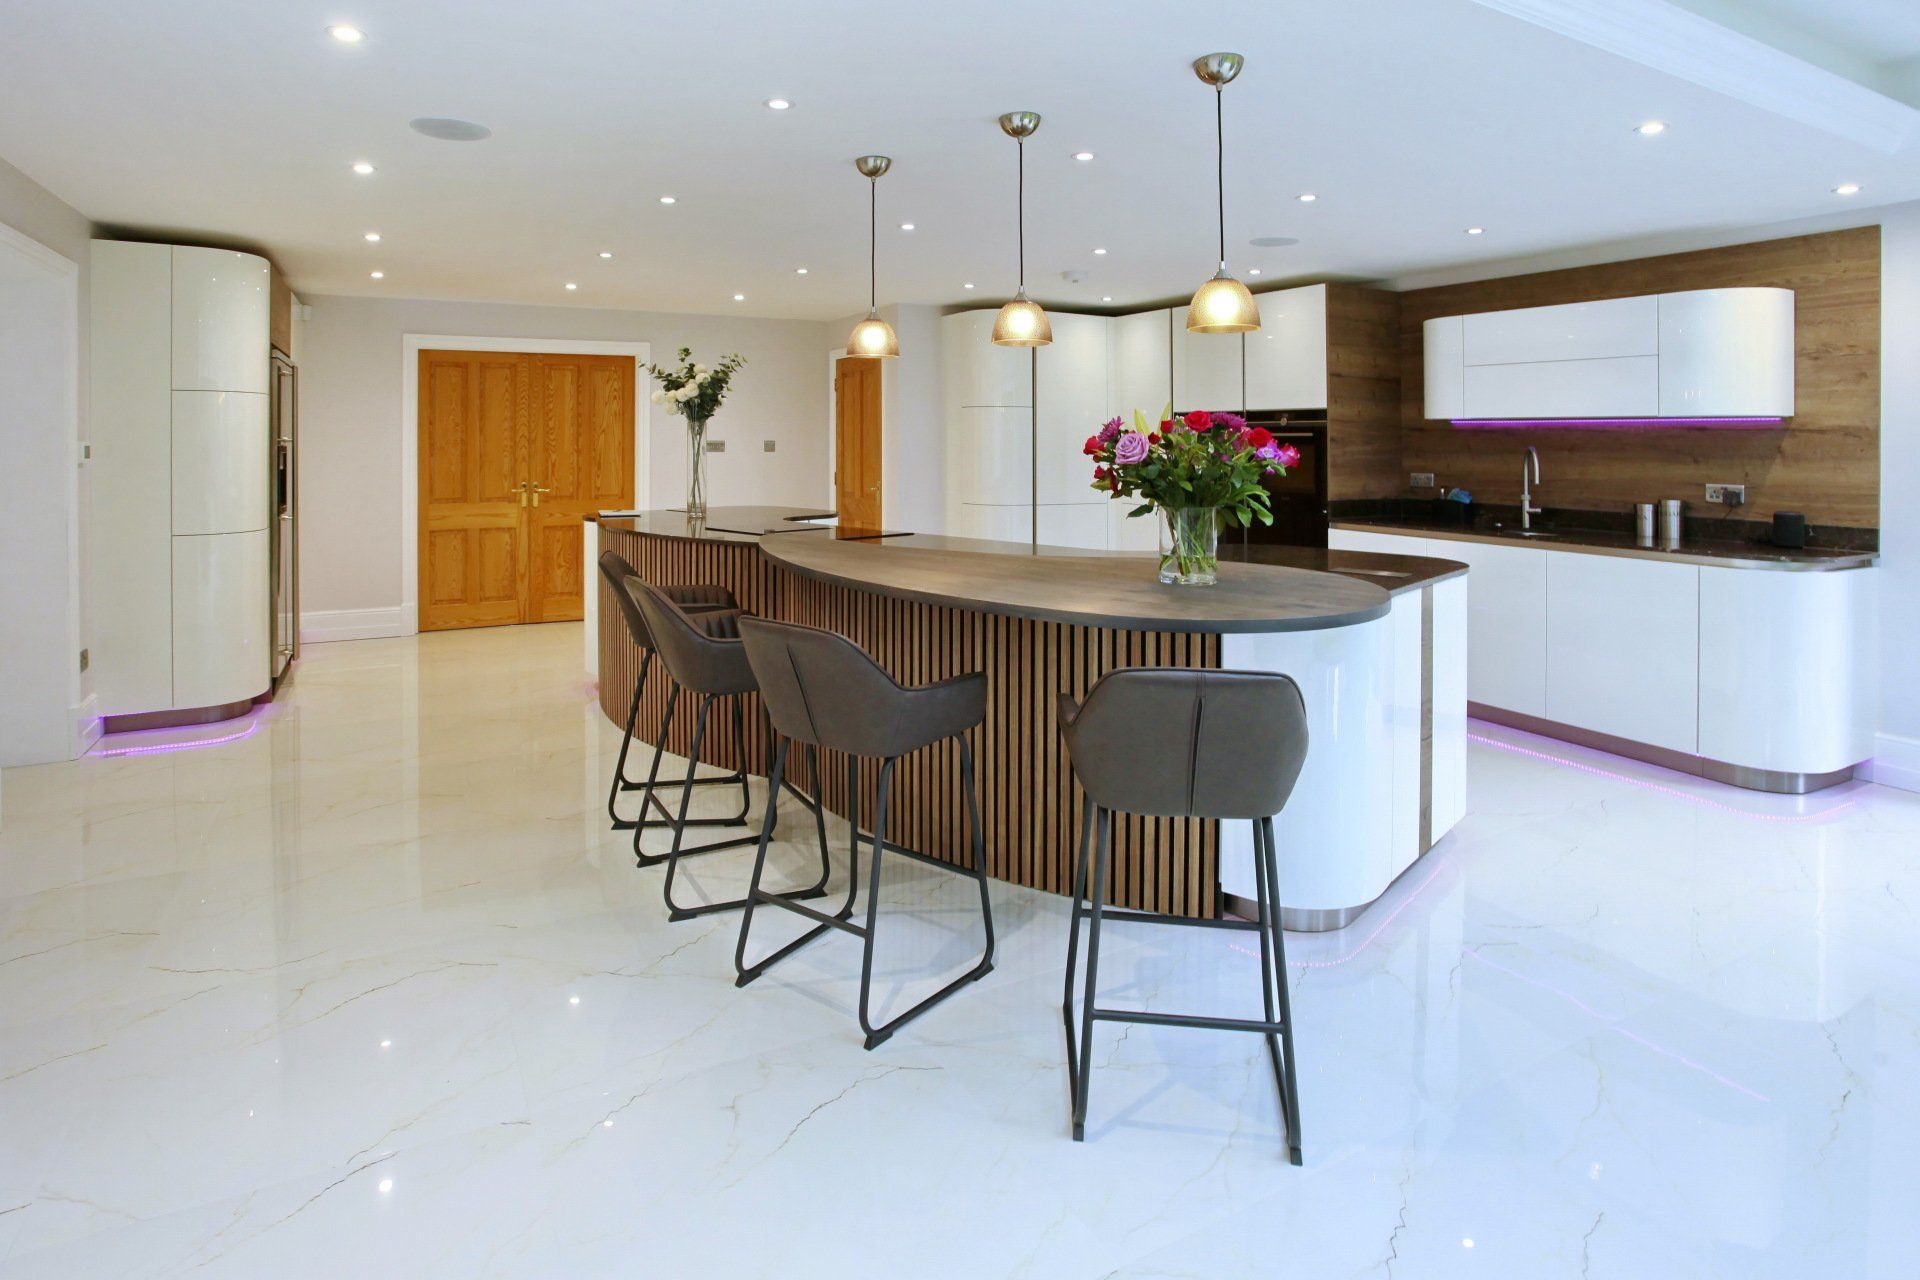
[90,241,271,724]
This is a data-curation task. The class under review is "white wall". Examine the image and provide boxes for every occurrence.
[0,156,93,775]
[1873,203,1920,789]
[296,294,835,633]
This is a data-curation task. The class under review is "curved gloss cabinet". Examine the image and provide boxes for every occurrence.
[90,241,271,726]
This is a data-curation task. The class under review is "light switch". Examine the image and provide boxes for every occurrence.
[763,440,776,453]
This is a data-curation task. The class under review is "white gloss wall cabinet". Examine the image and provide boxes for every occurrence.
[1109,308,1172,419]
[90,240,272,722]
[1331,526,1873,790]
[1035,311,1110,506]
[1244,284,1329,409]
[1423,287,1794,419]
[941,309,1030,411]
[1172,305,1243,411]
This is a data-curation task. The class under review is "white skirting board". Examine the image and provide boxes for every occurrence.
[1861,733,1920,794]
[300,607,410,644]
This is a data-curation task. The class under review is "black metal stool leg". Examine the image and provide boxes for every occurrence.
[1061,793,1094,1122]
[606,655,651,830]
[856,759,897,1048]
[1071,805,1111,1141]
[734,738,844,984]
[1261,816,1304,1165]
[957,737,997,977]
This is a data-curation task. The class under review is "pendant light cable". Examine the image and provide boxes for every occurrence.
[1215,87,1226,272]
[1017,135,1026,291]
[869,177,877,311]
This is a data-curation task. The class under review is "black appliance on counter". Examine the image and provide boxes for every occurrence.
[1234,409,1329,549]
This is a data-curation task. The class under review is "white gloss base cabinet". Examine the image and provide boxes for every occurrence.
[172,533,269,710]
[1219,578,1467,928]
[1332,527,1874,789]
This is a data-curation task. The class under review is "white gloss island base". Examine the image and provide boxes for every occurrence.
[1221,576,1468,930]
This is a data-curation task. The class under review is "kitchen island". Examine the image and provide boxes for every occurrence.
[597,508,1467,930]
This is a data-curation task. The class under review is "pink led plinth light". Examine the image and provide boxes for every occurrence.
[1451,417,1783,430]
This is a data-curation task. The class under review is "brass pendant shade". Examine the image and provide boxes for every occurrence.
[991,293,1052,346]
[992,111,1051,348]
[1187,53,1260,336]
[847,155,899,358]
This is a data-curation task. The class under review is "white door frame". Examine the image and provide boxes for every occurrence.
[399,333,650,635]
[0,220,86,774]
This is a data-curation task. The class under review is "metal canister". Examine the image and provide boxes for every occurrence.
[1635,503,1656,545]
[1659,499,1684,546]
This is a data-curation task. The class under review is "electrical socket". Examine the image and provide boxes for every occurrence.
[1410,472,1436,488]
[705,439,725,453]
[1704,483,1746,506]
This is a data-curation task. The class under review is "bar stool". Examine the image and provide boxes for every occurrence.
[732,616,996,1049]
[596,551,746,836]
[630,583,831,921]
[1058,668,1309,1164]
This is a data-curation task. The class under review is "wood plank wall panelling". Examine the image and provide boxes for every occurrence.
[597,525,1223,917]
[1324,282,1405,501]
[1397,226,1882,527]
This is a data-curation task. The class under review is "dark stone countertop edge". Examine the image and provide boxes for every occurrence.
[1332,520,1878,571]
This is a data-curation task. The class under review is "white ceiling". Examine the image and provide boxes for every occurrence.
[3,0,1918,320]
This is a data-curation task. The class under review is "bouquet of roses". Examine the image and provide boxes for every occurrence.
[1084,406,1298,527]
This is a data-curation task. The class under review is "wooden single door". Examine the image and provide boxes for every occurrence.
[527,354,635,622]
[835,356,882,528]
[418,350,634,631]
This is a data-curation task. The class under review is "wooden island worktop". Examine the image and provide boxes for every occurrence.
[595,508,1466,929]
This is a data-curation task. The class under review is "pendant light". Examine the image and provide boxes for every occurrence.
[847,155,899,358]
[990,111,1052,347]
[1187,53,1260,334]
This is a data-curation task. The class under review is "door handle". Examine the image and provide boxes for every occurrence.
[531,483,552,508]
[515,480,530,507]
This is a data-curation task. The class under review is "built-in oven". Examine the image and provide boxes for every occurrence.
[270,353,298,684]
[1235,409,1329,548]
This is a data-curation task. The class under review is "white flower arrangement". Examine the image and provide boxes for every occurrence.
[644,347,744,420]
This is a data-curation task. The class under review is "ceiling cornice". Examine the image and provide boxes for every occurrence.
[1471,0,1920,153]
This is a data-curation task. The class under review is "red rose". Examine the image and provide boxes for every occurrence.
[1148,432,1161,445]
[1183,409,1212,429]
[1093,466,1110,482]
[1083,435,1101,456]
[1159,418,1176,433]
[1243,426,1274,451]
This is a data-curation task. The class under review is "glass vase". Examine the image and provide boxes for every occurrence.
[1158,506,1220,586]
[684,414,709,520]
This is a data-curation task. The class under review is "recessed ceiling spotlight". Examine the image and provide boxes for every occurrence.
[899,222,915,231]
[599,251,613,259]
[1635,120,1667,136]
[1297,193,1317,203]
[1074,151,1094,162]
[1093,247,1107,255]
[1834,182,1861,195]
[1466,226,1485,235]
[658,195,676,204]
[733,293,746,301]
[795,267,808,274]
[410,117,491,142]
[351,161,375,175]
[1248,268,1262,276]
[369,270,384,279]
[328,24,365,43]
[363,231,381,242]
[1102,295,1113,302]
[565,282,577,291]
[765,98,792,110]
[963,282,975,289]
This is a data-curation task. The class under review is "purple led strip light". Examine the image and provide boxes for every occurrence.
[1451,416,1783,430]
[93,717,261,758]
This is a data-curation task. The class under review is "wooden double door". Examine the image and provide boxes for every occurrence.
[419,350,635,631]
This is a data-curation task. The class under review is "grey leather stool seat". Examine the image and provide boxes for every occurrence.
[630,582,831,920]
[1058,668,1309,1164]
[732,616,996,1050]
[596,551,744,836]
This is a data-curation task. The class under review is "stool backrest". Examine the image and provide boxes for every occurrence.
[631,581,755,697]
[597,551,655,651]
[1062,668,1308,820]
[738,615,911,757]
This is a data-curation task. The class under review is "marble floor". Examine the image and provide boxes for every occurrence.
[1,623,1916,1278]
